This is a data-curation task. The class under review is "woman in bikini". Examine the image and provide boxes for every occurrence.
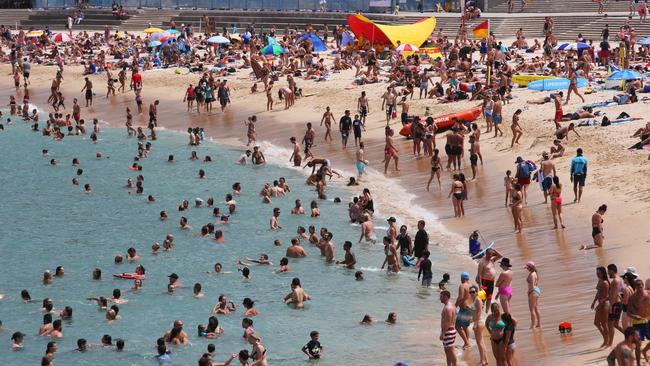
[383,127,399,174]
[564,67,585,105]
[247,332,268,366]
[426,149,442,191]
[485,303,506,366]
[448,174,465,218]
[581,204,606,250]
[495,258,513,314]
[525,261,541,329]
[592,266,610,348]
[510,183,524,233]
[549,176,565,229]
[510,109,523,148]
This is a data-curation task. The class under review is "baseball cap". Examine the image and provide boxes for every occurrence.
[461,272,470,280]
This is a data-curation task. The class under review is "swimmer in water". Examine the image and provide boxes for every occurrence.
[284,277,311,308]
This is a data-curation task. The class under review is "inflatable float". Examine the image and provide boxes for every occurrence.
[113,273,145,280]
[512,74,554,87]
[528,78,588,91]
[399,105,482,137]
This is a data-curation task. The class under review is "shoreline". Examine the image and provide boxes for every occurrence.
[3,60,649,365]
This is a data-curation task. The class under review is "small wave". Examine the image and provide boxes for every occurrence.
[359,266,383,272]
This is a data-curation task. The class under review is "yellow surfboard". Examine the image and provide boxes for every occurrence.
[511,74,554,86]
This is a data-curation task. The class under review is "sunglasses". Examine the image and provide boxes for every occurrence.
[469,291,477,294]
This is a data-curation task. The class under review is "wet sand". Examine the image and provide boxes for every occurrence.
[3,62,649,365]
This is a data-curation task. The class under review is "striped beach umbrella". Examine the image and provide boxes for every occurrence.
[52,32,74,43]
[261,44,286,56]
[396,43,419,53]
[553,42,590,51]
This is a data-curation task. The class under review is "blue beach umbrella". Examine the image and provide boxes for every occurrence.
[207,35,230,44]
[554,42,590,51]
[342,31,355,47]
[166,28,180,34]
[297,33,327,52]
[148,40,162,47]
[608,70,643,80]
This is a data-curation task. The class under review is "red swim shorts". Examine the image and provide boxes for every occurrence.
[554,109,563,122]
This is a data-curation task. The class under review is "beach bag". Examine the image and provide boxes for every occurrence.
[601,116,610,126]
[616,112,630,119]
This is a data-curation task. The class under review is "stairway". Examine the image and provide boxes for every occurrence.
[0,9,32,30]
[20,9,131,31]
[489,0,633,14]
[119,9,180,31]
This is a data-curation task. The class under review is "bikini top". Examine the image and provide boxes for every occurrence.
[489,319,505,331]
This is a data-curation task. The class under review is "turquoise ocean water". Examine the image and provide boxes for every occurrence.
[0,119,453,365]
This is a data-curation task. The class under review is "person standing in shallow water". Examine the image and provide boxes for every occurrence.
[440,290,458,366]
[580,204,606,250]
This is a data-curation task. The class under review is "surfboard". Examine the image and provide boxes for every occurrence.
[512,74,554,86]
[528,78,587,91]
[471,241,494,259]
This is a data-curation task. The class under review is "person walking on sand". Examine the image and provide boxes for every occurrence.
[514,156,532,205]
[383,127,399,174]
[320,106,334,142]
[440,290,458,366]
[448,174,465,218]
[81,77,93,107]
[570,148,588,203]
[607,264,625,347]
[339,110,352,149]
[510,109,522,147]
[564,67,585,105]
[592,266,611,347]
[553,92,564,128]
[539,151,557,204]
[495,258,514,315]
[511,183,524,233]
[493,95,504,138]
[581,204,607,250]
[357,91,369,125]
[549,176,565,229]
[426,149,442,191]
[524,261,541,329]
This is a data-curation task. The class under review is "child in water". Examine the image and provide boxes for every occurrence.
[301,330,324,360]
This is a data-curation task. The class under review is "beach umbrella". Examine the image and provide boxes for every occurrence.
[229,33,241,42]
[341,31,355,47]
[637,38,650,46]
[26,30,43,38]
[554,42,590,51]
[396,43,419,53]
[207,35,230,44]
[261,43,286,56]
[144,27,164,34]
[165,28,180,34]
[51,32,74,43]
[148,40,162,47]
[296,33,327,52]
[608,70,643,80]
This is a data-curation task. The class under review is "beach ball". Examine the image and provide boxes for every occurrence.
[477,289,486,301]
[174,68,181,74]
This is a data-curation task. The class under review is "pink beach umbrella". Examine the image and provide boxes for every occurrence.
[52,32,74,43]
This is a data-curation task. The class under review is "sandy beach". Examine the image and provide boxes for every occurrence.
[2,37,650,365]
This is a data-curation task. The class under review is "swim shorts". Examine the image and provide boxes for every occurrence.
[470,154,478,166]
[442,328,457,348]
[386,104,395,117]
[422,273,432,287]
[451,145,462,156]
[356,161,366,174]
[541,176,552,192]
[360,106,368,117]
[608,302,623,321]
[493,114,502,125]
[518,177,531,185]
[456,307,473,328]
[554,109,563,122]
[572,173,586,188]
[481,278,495,299]
[633,320,650,341]
[445,143,452,156]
